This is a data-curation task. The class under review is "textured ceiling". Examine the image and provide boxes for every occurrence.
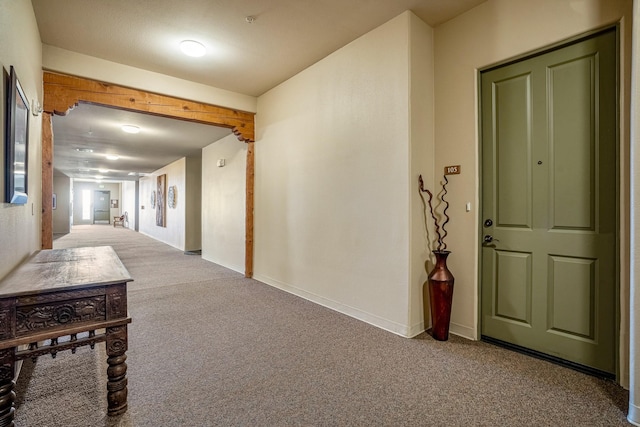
[32,0,486,97]
[31,0,487,181]
[51,104,231,181]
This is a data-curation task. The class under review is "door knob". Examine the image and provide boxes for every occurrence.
[484,235,499,243]
[484,219,493,227]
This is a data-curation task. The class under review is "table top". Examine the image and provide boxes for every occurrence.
[0,246,133,297]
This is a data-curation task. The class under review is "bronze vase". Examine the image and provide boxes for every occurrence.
[428,250,454,341]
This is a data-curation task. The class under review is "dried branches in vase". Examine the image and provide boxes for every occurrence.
[418,174,451,252]
[418,173,454,341]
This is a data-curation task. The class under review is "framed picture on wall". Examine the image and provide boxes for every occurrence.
[156,174,166,227]
[4,66,30,204]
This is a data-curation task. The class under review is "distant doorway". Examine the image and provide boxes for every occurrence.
[93,190,110,224]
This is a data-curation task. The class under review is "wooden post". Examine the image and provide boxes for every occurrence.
[245,142,255,278]
[41,113,54,250]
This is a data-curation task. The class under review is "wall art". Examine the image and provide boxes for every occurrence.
[5,66,29,204]
[167,185,177,209]
[156,174,166,227]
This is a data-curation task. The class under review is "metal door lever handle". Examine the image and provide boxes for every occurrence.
[483,235,499,243]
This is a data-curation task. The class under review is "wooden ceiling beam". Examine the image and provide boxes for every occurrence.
[43,71,255,142]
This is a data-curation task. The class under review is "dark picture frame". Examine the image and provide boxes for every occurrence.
[5,66,29,204]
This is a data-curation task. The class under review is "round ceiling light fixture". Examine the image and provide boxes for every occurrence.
[121,125,140,134]
[180,40,206,57]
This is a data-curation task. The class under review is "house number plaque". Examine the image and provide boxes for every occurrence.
[444,165,461,175]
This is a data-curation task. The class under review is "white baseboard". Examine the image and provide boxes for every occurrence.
[253,273,413,337]
[449,322,477,340]
[629,402,640,426]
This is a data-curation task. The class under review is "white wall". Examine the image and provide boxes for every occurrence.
[434,0,632,374]
[121,180,137,230]
[0,0,43,278]
[52,174,71,233]
[139,157,202,251]
[254,12,432,336]
[409,14,436,335]
[72,181,121,225]
[139,159,186,250]
[185,156,202,251]
[42,45,256,114]
[201,135,247,273]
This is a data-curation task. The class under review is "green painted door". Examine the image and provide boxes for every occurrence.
[480,29,617,374]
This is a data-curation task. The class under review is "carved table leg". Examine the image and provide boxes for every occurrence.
[106,325,128,416]
[0,349,15,427]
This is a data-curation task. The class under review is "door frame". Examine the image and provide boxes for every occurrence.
[476,25,621,378]
[41,72,256,277]
[93,190,110,224]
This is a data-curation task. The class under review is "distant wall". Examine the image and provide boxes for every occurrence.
[72,181,121,225]
[52,174,71,234]
[201,135,247,273]
[121,180,137,230]
[139,159,186,250]
[185,156,202,251]
[139,157,201,251]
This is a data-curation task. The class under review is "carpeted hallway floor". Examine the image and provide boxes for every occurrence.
[13,225,630,426]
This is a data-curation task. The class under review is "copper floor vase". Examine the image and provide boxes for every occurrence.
[428,250,454,341]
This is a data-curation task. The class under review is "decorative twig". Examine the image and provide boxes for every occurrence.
[440,175,450,251]
[418,175,443,250]
[419,174,451,252]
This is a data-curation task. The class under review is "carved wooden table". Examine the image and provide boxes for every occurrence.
[0,246,132,426]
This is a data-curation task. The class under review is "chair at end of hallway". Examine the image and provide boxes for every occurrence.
[114,212,128,228]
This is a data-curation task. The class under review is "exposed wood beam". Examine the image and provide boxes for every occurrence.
[42,71,257,276]
[43,72,255,142]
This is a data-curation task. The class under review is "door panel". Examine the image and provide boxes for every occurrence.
[549,56,596,230]
[495,250,532,324]
[481,29,617,374]
[94,190,110,223]
[548,255,596,339]
[495,73,532,229]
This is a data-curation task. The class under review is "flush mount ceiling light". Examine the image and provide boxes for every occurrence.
[180,40,206,57]
[121,125,140,134]
[106,155,120,160]
[76,148,94,153]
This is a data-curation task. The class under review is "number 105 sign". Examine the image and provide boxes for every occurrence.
[444,165,461,175]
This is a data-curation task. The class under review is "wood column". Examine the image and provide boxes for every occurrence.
[41,113,54,250]
[245,142,255,278]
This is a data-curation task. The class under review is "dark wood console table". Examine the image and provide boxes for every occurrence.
[0,246,133,426]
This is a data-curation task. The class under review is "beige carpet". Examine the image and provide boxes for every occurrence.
[13,225,630,426]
